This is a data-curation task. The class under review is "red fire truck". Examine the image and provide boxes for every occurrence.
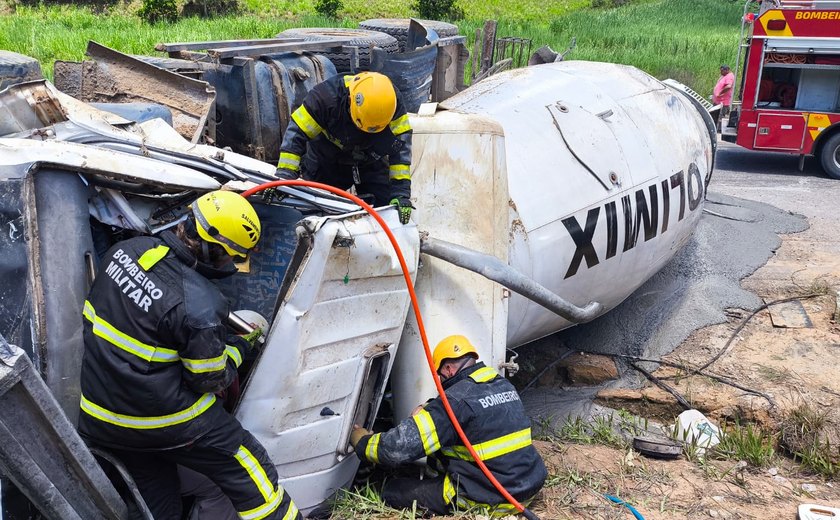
[723,0,840,178]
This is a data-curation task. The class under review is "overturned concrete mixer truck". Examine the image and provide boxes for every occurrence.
[0,23,716,518]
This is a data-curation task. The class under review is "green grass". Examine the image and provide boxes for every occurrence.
[712,422,776,467]
[0,0,742,99]
[239,0,591,22]
[781,403,840,479]
[329,482,417,519]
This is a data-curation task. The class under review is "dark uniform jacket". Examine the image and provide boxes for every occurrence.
[355,363,547,512]
[78,233,246,450]
[277,74,413,200]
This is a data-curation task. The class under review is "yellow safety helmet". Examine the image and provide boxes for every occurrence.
[347,72,397,133]
[432,335,479,372]
[191,190,261,258]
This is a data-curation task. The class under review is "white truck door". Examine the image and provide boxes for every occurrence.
[234,208,419,515]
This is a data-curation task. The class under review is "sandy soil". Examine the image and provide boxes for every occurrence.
[422,211,840,520]
[527,441,839,520]
[527,209,840,519]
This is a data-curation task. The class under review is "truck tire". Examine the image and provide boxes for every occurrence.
[0,51,43,90]
[359,18,459,52]
[274,28,399,73]
[820,132,840,180]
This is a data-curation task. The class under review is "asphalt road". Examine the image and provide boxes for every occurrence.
[712,139,840,211]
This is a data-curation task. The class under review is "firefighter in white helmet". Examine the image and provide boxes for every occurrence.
[78,190,301,520]
[276,71,414,224]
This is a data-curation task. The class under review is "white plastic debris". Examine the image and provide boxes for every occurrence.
[675,409,721,455]
[799,504,840,520]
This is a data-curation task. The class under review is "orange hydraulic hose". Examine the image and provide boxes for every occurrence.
[241,180,538,519]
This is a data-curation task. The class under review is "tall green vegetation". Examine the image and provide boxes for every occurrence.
[0,0,741,96]
[412,0,463,20]
[138,0,178,23]
[314,0,343,19]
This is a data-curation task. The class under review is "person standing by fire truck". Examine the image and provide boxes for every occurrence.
[713,64,736,119]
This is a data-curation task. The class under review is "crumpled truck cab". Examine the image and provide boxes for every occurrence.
[0,79,418,516]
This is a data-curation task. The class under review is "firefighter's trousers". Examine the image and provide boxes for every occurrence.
[381,476,451,515]
[110,416,300,520]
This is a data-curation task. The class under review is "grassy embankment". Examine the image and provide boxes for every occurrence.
[0,0,741,100]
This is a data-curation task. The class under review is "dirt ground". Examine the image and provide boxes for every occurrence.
[528,441,839,519]
[521,200,840,519]
[422,206,840,520]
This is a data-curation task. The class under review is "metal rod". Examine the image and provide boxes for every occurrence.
[419,236,602,323]
[228,312,266,347]
[156,38,304,53]
[208,40,352,59]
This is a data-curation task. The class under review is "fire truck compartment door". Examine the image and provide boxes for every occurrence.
[754,113,806,151]
[765,37,840,54]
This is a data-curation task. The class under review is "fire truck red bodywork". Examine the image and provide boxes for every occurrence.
[730,2,840,172]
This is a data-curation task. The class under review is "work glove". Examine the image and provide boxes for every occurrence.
[241,327,263,352]
[276,168,298,181]
[390,197,413,225]
[350,426,373,449]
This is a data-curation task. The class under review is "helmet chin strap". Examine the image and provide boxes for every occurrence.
[200,240,212,265]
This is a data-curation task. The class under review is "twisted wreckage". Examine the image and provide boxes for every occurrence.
[0,21,716,517]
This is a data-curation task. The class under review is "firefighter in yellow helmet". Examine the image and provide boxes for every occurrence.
[78,190,301,520]
[350,335,547,516]
[276,71,414,224]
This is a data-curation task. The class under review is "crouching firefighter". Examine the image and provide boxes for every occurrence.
[276,71,414,224]
[77,190,301,520]
[350,335,547,516]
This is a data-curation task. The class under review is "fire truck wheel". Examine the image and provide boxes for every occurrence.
[820,132,840,180]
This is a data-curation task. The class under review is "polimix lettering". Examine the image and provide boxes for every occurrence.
[562,163,704,279]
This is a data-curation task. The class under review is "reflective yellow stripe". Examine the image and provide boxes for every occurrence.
[281,501,299,520]
[443,472,532,515]
[237,487,284,520]
[277,152,300,172]
[83,301,179,363]
[388,163,411,181]
[365,433,381,463]
[454,495,531,516]
[412,409,440,455]
[226,345,243,368]
[181,352,227,374]
[234,445,275,502]
[291,105,322,139]
[80,393,216,429]
[389,114,411,135]
[137,245,169,271]
[440,428,532,462]
[442,474,456,504]
[322,131,344,149]
[469,366,498,383]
